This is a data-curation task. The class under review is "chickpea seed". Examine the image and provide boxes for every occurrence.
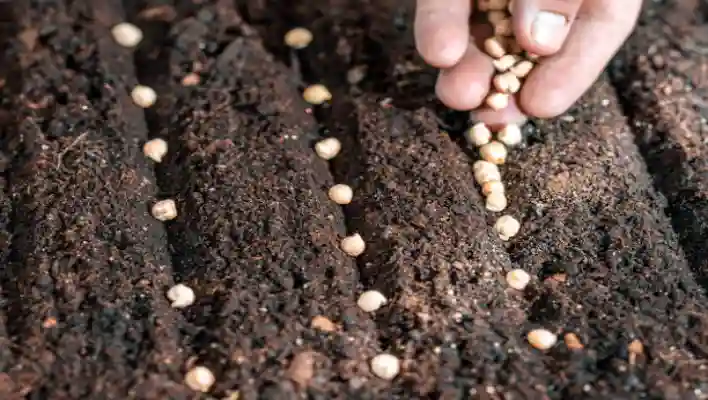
[484,37,506,59]
[131,85,157,108]
[511,60,535,78]
[465,123,492,147]
[497,124,522,146]
[493,72,521,94]
[492,54,518,72]
[303,84,332,105]
[284,27,313,49]
[314,137,341,160]
[328,184,353,205]
[357,290,387,312]
[527,329,558,351]
[184,366,215,393]
[166,283,195,308]
[494,215,520,240]
[486,192,508,212]
[143,138,168,162]
[480,141,507,165]
[473,160,501,184]
[370,354,400,380]
[341,233,365,256]
[151,199,177,221]
[505,268,531,290]
[482,180,504,196]
[111,22,143,48]
[486,92,510,110]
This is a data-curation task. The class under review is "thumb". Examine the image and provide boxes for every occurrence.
[512,0,583,55]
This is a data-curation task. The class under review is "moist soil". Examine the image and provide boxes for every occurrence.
[0,0,706,399]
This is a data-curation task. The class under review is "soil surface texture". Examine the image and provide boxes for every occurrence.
[0,0,706,399]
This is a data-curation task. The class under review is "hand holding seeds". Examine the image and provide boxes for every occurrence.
[414,0,642,124]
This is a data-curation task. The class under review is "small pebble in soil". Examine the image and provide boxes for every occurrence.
[497,124,522,146]
[311,315,337,332]
[131,85,157,108]
[511,60,535,78]
[486,192,508,212]
[181,73,201,87]
[564,333,584,350]
[166,283,195,308]
[151,199,178,221]
[494,215,520,240]
[473,160,501,184]
[303,84,332,105]
[184,366,215,393]
[111,22,143,48]
[284,27,313,49]
[486,92,510,110]
[482,180,505,196]
[527,329,558,351]
[143,138,168,162]
[505,268,531,290]
[480,141,508,165]
[465,122,492,147]
[370,353,400,380]
[340,233,365,257]
[357,290,387,312]
[328,184,353,205]
[314,137,342,160]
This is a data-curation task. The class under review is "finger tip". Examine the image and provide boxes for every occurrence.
[519,86,570,119]
[471,98,527,129]
[417,34,468,68]
[436,74,487,111]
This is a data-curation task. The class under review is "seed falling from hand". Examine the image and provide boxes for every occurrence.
[486,192,508,212]
[184,366,215,393]
[341,233,365,256]
[111,22,143,48]
[143,138,168,162]
[505,268,530,290]
[131,85,157,108]
[370,353,400,380]
[480,141,508,165]
[473,160,502,184]
[493,72,521,94]
[166,283,195,308]
[328,184,353,205]
[314,137,341,160]
[357,290,387,312]
[486,92,510,110]
[494,215,520,240]
[284,27,313,49]
[303,84,332,105]
[466,123,492,147]
[497,124,522,146]
[151,199,177,221]
[527,329,558,351]
[482,180,504,196]
[484,37,506,59]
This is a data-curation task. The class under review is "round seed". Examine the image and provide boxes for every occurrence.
[484,37,506,59]
[486,92,510,110]
[341,233,365,257]
[143,138,168,162]
[473,160,501,184]
[181,72,201,86]
[314,137,341,160]
[482,180,504,196]
[511,60,535,78]
[303,84,332,105]
[494,215,520,240]
[184,366,215,393]
[357,290,387,312]
[486,192,508,212]
[166,283,195,308]
[494,18,513,36]
[328,184,353,205]
[480,141,507,165]
[370,354,400,380]
[111,22,143,48]
[497,124,522,146]
[493,72,521,94]
[505,268,530,290]
[465,123,492,147]
[492,54,519,72]
[284,27,313,49]
[131,85,157,108]
[151,199,177,221]
[527,329,558,351]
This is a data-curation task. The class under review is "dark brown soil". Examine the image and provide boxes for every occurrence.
[0,0,706,399]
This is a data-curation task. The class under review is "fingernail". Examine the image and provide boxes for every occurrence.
[531,11,567,48]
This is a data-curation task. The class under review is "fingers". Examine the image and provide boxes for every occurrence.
[471,97,528,130]
[512,0,584,55]
[519,0,642,118]
[436,41,495,110]
[415,0,472,68]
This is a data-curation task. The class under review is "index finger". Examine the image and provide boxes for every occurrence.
[415,0,472,68]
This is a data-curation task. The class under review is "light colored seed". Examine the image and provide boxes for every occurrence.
[151,199,177,221]
[480,141,507,165]
[184,366,215,393]
[494,18,513,36]
[628,339,644,355]
[311,315,337,332]
[111,22,143,48]
[527,329,558,351]
[487,10,507,24]
[493,72,521,94]
[484,37,506,59]
[564,333,584,350]
[341,233,365,257]
[486,192,508,212]
[328,184,353,205]
[357,290,387,312]
[314,137,341,160]
[131,85,157,108]
[497,124,522,146]
[485,0,509,11]
[511,60,535,78]
[370,353,400,380]
[284,27,313,49]
[494,215,520,240]
[303,84,332,105]
[166,283,195,308]
[181,72,201,86]
[482,180,504,196]
[465,123,492,147]
[143,138,168,162]
[492,54,519,72]
[486,92,510,110]
[473,160,501,184]
[505,268,530,290]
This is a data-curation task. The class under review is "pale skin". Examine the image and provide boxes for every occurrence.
[415,0,643,127]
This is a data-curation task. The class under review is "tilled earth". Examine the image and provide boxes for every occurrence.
[0,0,706,399]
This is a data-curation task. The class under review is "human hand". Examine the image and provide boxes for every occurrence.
[414,0,642,127]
